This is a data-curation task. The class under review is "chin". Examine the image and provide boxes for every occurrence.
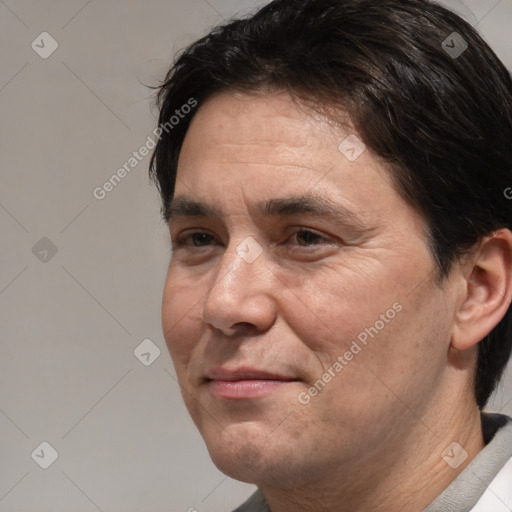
[209,441,265,483]
[204,429,313,489]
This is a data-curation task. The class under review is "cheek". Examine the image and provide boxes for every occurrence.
[161,267,204,368]
[304,280,449,425]
[273,260,403,356]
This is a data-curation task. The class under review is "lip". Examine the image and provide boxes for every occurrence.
[205,366,299,399]
[205,366,295,381]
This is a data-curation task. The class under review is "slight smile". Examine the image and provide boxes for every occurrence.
[205,367,300,399]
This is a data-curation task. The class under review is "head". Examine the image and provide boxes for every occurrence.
[150,0,512,488]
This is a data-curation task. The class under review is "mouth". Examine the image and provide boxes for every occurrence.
[204,366,300,399]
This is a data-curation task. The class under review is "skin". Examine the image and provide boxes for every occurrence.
[161,90,512,512]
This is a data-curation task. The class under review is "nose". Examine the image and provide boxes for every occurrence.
[202,241,277,337]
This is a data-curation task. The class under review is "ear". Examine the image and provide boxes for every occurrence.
[451,229,512,351]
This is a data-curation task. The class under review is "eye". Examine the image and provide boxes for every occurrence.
[293,229,332,247]
[295,229,328,247]
[175,232,218,247]
[173,229,334,251]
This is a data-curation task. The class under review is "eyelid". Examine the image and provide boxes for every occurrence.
[174,230,219,246]
[286,227,331,244]
[173,227,336,248]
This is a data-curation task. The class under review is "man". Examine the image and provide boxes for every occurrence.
[149,0,512,510]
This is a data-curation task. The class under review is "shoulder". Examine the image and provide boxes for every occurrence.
[470,454,512,511]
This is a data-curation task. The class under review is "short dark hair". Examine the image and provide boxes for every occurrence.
[149,0,512,408]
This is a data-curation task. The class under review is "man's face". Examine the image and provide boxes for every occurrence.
[162,91,458,487]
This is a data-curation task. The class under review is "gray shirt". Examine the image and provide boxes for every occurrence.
[232,413,512,512]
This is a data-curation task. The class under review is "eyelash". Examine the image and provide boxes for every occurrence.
[174,229,332,249]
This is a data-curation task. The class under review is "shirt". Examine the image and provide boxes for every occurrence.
[232,413,512,512]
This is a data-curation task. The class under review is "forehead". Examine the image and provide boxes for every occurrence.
[179,90,351,170]
[174,90,405,221]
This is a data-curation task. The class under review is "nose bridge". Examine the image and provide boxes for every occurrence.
[202,237,274,332]
[209,238,265,302]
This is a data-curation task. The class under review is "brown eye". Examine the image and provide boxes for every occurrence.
[175,232,217,247]
[190,233,215,246]
[295,230,327,246]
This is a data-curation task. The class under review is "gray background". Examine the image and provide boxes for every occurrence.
[1,1,511,511]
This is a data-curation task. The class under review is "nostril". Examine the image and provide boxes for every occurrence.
[206,322,256,338]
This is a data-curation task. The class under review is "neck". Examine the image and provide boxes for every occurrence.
[258,397,484,512]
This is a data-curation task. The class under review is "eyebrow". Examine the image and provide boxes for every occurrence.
[166,196,220,221]
[167,194,368,229]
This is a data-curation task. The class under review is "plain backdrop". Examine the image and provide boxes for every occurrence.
[1,0,512,511]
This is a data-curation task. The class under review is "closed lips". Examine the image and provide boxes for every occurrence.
[205,367,298,381]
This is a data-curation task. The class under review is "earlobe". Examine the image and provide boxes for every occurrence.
[451,229,512,352]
